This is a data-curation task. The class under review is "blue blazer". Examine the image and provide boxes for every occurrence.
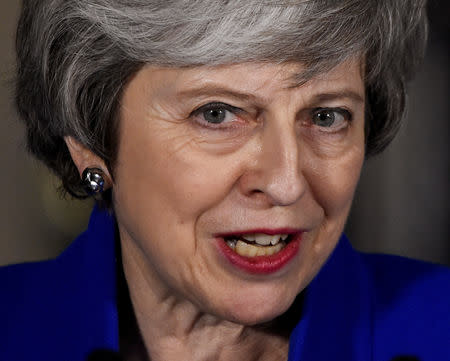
[1,207,449,361]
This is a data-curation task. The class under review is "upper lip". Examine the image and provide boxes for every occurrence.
[214,228,305,238]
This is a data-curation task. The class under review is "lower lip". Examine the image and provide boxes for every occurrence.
[216,234,301,275]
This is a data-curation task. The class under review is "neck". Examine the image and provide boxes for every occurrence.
[116,234,302,361]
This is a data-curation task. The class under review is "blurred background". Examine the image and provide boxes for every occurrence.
[0,1,448,266]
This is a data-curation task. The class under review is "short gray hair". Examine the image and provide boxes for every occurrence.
[15,0,428,204]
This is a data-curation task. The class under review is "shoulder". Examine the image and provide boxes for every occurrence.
[0,206,115,317]
[362,252,450,305]
[361,252,450,359]
[0,232,87,360]
[0,228,90,295]
[288,237,449,360]
[0,207,118,361]
[0,229,92,332]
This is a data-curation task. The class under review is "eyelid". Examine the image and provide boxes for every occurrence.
[311,107,353,121]
[304,107,353,135]
[190,101,242,117]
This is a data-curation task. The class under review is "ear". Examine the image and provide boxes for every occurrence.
[64,136,113,189]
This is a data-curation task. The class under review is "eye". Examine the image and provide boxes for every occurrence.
[311,108,352,131]
[191,102,240,126]
[203,108,227,124]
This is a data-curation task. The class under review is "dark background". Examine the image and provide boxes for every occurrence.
[346,0,449,264]
[0,1,448,266]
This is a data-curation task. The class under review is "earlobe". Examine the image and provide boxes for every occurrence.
[64,136,113,191]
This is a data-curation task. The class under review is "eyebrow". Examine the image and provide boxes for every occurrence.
[176,86,364,105]
[176,86,256,103]
[308,90,365,105]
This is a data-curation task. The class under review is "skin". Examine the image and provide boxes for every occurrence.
[66,57,366,360]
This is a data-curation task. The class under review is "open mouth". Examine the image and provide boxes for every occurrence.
[224,233,293,257]
[216,230,302,274]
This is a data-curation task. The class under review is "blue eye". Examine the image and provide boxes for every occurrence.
[311,108,351,129]
[192,102,240,126]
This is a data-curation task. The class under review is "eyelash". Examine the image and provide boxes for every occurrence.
[189,102,242,129]
[309,107,353,133]
[189,102,353,133]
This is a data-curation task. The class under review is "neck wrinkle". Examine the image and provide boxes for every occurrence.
[116,228,299,361]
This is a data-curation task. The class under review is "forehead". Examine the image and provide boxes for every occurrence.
[135,57,365,103]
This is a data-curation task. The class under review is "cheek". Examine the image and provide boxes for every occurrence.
[308,119,366,217]
[112,122,244,232]
[306,144,364,220]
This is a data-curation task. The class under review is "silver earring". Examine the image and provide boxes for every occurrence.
[82,168,105,194]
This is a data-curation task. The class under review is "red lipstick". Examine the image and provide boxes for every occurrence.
[215,229,302,275]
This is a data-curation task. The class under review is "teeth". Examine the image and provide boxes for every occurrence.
[234,240,284,257]
[241,233,288,246]
[226,239,237,249]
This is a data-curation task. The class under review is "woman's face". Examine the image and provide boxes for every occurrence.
[113,59,365,325]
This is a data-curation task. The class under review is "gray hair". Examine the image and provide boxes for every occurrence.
[15,0,428,204]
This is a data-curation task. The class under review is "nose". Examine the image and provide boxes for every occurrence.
[239,120,306,207]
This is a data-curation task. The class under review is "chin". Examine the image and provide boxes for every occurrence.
[216,290,297,326]
[228,304,293,327]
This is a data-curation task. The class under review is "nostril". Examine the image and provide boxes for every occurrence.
[248,189,268,201]
[251,189,264,194]
[244,188,273,207]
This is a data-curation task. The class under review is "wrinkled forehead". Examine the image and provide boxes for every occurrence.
[134,57,365,108]
[283,55,366,89]
[160,54,363,86]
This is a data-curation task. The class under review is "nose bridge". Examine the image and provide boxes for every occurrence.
[257,116,304,205]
